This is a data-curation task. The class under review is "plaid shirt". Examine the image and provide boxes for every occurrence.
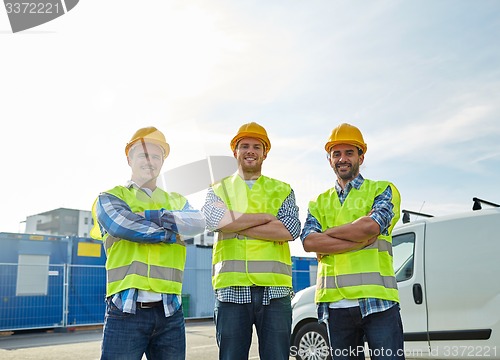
[202,181,301,305]
[301,174,397,318]
[110,289,182,317]
[95,181,205,316]
[215,286,294,305]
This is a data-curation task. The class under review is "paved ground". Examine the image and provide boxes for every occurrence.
[0,320,294,360]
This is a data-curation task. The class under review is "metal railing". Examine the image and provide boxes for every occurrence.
[0,261,317,332]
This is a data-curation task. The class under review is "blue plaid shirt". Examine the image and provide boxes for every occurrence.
[95,181,206,316]
[301,174,398,318]
[202,180,301,305]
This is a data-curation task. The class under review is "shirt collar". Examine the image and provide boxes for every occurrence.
[125,180,138,189]
[335,173,364,193]
[125,180,154,196]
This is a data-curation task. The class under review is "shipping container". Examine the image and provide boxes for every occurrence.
[291,256,317,293]
[66,237,107,327]
[0,233,69,331]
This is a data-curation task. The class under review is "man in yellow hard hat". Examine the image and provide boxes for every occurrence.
[301,123,404,360]
[91,126,206,360]
[202,122,301,360]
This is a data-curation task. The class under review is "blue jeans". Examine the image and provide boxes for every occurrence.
[214,287,292,360]
[327,305,405,360]
[101,299,185,360]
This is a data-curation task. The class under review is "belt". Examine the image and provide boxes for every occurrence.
[137,301,163,309]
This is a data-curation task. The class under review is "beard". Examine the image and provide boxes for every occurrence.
[334,162,360,181]
[240,161,262,173]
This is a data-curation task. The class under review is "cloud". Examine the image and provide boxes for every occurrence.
[368,100,499,167]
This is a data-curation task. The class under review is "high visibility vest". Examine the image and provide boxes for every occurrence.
[90,185,187,297]
[310,179,401,303]
[212,174,293,289]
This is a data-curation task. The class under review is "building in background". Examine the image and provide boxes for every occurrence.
[25,208,93,238]
[24,207,215,246]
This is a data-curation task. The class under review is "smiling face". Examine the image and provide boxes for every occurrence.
[234,137,267,180]
[328,143,364,187]
[127,141,165,189]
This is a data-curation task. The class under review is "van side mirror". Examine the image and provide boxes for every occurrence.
[402,212,410,223]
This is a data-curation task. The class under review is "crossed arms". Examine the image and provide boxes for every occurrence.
[302,215,380,254]
[202,187,301,242]
[95,192,205,244]
[301,185,395,255]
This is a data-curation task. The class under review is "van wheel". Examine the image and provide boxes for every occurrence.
[292,322,331,360]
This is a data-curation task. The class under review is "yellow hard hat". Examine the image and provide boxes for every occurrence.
[230,122,271,153]
[125,126,170,159]
[325,123,367,154]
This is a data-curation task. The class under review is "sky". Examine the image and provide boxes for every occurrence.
[1,0,500,257]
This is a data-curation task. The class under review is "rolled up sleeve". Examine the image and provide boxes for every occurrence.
[277,190,301,240]
[201,187,226,231]
[300,210,322,242]
[369,185,394,236]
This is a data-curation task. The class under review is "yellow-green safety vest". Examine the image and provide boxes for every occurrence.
[310,179,401,303]
[212,174,293,289]
[90,185,187,297]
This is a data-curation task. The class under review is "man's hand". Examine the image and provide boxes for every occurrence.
[213,201,228,210]
[175,234,185,246]
[365,235,378,246]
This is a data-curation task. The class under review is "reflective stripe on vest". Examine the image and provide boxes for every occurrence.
[317,272,398,291]
[364,238,393,256]
[108,260,184,284]
[213,260,292,277]
[211,174,293,288]
[103,235,119,253]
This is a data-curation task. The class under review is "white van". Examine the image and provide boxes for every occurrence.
[291,205,500,360]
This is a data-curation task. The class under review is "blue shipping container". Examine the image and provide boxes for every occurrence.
[0,233,70,331]
[67,237,107,326]
[291,256,318,293]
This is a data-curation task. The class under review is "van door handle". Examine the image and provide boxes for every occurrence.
[413,284,423,304]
